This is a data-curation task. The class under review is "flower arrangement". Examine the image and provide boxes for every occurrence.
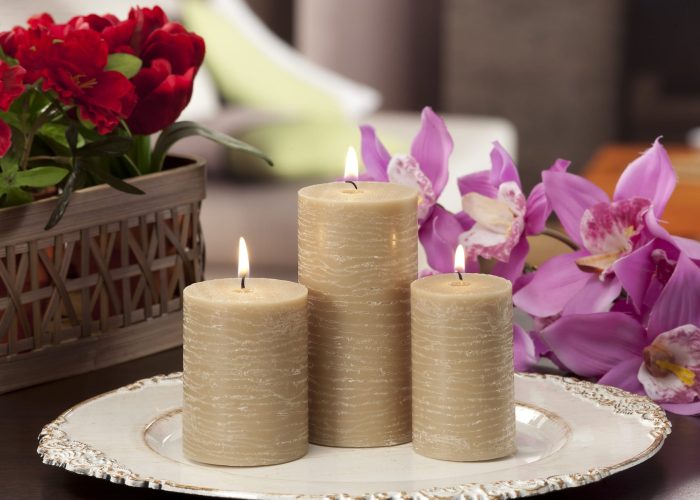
[361,107,700,415]
[0,7,268,228]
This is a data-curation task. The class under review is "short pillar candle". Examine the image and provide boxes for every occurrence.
[182,250,309,466]
[411,272,516,461]
[298,150,418,447]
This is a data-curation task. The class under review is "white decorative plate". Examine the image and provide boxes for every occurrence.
[38,372,670,499]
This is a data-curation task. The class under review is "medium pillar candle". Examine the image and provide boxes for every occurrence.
[298,181,418,447]
[411,273,516,461]
[183,278,308,466]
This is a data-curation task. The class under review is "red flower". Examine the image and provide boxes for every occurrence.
[93,7,204,135]
[100,6,168,55]
[127,21,205,134]
[0,61,26,111]
[6,19,136,134]
[0,119,11,157]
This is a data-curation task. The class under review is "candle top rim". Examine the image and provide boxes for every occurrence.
[411,273,512,298]
[184,278,307,305]
[298,181,418,204]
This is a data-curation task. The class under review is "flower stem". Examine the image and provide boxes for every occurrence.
[20,100,62,171]
[541,227,579,251]
[132,135,152,174]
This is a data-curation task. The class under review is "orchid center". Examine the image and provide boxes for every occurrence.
[458,181,526,263]
[643,344,696,386]
[576,197,651,275]
[387,154,436,222]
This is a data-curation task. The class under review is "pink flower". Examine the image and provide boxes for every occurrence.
[514,138,682,317]
[418,142,570,279]
[457,143,570,281]
[538,252,700,415]
[360,106,453,225]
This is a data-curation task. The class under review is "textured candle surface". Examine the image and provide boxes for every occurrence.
[183,278,308,466]
[298,181,418,447]
[411,273,516,461]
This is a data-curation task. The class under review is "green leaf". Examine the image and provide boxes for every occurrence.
[105,53,142,79]
[15,166,68,187]
[90,164,145,195]
[0,186,32,206]
[150,121,272,173]
[77,136,133,157]
[38,122,85,153]
[0,156,19,175]
[45,165,84,230]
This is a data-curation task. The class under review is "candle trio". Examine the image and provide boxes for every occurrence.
[183,148,515,465]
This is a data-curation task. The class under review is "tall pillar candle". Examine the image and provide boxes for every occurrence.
[183,273,308,466]
[298,177,418,447]
[411,272,516,461]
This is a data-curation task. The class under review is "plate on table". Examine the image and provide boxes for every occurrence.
[38,372,670,499]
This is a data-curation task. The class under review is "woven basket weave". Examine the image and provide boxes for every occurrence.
[0,156,205,393]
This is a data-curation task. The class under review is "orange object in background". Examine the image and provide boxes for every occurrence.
[584,144,700,241]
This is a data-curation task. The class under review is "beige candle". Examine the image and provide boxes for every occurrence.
[298,148,418,447]
[411,252,515,461]
[183,238,308,466]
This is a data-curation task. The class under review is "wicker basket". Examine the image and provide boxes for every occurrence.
[0,156,205,393]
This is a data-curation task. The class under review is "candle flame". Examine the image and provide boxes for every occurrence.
[344,146,359,180]
[454,245,465,273]
[238,237,249,279]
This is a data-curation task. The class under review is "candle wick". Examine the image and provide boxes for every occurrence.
[241,275,246,289]
[457,271,463,281]
[345,180,358,190]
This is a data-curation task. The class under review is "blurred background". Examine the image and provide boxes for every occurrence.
[3,0,699,275]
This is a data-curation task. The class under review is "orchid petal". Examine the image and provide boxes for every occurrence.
[579,198,650,256]
[614,138,677,217]
[525,159,571,235]
[539,312,646,377]
[513,323,538,372]
[638,363,697,404]
[457,170,497,199]
[410,107,453,196]
[561,274,622,315]
[418,268,440,278]
[489,141,521,187]
[513,269,535,294]
[419,205,469,273]
[460,181,526,263]
[647,252,700,338]
[492,237,529,283]
[598,357,645,394]
[661,401,700,416]
[359,124,390,181]
[652,324,700,369]
[513,250,591,317]
[542,171,609,245]
[672,236,700,261]
[387,154,436,223]
[612,240,656,312]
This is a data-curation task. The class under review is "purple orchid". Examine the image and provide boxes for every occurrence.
[514,138,680,317]
[457,142,570,281]
[417,142,570,280]
[538,252,700,415]
[359,106,453,224]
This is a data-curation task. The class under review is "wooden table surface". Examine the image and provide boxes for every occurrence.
[2,347,700,500]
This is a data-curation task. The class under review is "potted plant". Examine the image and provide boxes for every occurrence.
[0,7,270,393]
